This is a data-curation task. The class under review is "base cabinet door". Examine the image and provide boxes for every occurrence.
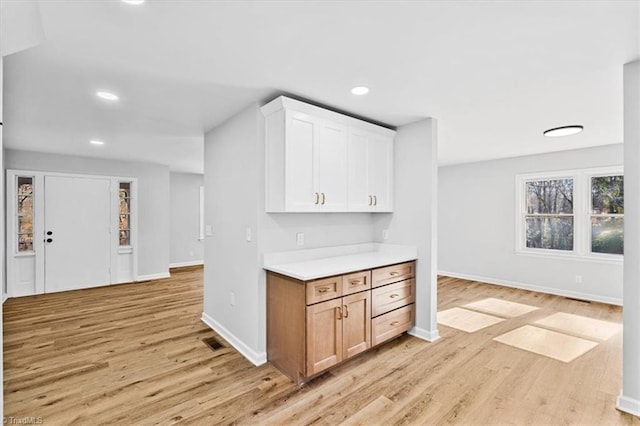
[306,298,343,376]
[342,291,371,359]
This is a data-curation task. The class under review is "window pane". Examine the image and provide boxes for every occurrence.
[119,214,129,230]
[592,176,623,214]
[18,177,33,195]
[526,216,574,250]
[18,216,33,234]
[18,233,33,252]
[18,195,33,215]
[526,179,573,214]
[592,216,623,254]
[119,230,130,246]
[119,182,130,199]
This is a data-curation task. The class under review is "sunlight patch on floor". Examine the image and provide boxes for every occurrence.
[463,297,539,318]
[493,325,599,362]
[534,312,622,341]
[437,307,505,333]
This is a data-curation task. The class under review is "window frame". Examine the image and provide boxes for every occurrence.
[515,166,623,263]
[16,175,36,255]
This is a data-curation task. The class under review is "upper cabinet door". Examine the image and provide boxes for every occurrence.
[316,120,348,211]
[347,129,394,212]
[347,129,370,211]
[285,111,319,212]
[367,133,394,212]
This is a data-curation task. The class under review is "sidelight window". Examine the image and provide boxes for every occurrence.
[119,182,131,246]
[17,176,34,252]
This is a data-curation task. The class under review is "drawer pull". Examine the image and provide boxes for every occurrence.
[389,293,400,299]
[317,287,331,293]
[390,321,400,326]
[336,307,342,319]
[343,304,349,318]
[389,271,401,276]
[350,280,362,286]
[368,195,373,206]
[314,192,319,205]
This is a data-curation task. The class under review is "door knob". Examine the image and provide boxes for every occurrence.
[46,231,53,236]
[45,238,53,243]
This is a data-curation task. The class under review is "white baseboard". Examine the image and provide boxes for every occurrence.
[169,260,204,268]
[136,272,171,282]
[617,395,640,417]
[438,270,623,306]
[201,312,267,366]
[409,326,441,342]
[2,295,7,305]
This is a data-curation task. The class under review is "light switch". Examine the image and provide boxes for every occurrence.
[246,227,252,242]
[205,225,213,236]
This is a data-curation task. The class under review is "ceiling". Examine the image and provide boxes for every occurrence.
[3,0,639,174]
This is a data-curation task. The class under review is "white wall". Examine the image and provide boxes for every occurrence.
[203,104,377,363]
[374,118,440,341]
[170,171,204,267]
[4,149,171,278]
[618,60,640,417]
[438,144,624,304]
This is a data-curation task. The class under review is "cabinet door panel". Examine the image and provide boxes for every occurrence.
[347,129,369,211]
[306,298,343,376]
[368,134,393,212]
[285,112,317,211]
[317,121,348,211]
[342,291,371,359]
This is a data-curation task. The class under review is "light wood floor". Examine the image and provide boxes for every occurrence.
[4,268,639,425]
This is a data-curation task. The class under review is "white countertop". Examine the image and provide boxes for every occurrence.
[263,243,417,281]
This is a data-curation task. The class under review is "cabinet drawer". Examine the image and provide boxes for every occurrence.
[372,261,415,288]
[371,278,415,317]
[371,304,415,346]
[306,276,343,305]
[342,270,371,296]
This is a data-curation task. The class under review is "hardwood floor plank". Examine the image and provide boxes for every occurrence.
[4,269,638,425]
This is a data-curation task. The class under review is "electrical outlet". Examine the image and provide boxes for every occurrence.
[230,291,236,306]
[245,227,252,242]
[575,275,582,284]
[382,229,389,241]
[296,232,304,246]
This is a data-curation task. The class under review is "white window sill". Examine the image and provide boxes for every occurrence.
[515,249,623,265]
[118,246,133,254]
[14,251,35,258]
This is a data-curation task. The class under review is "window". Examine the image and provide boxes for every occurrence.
[525,178,574,251]
[517,167,623,260]
[17,176,34,252]
[119,182,131,246]
[590,175,623,255]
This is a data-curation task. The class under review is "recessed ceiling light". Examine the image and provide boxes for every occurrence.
[543,125,584,137]
[90,140,105,146]
[96,91,119,101]
[351,86,370,96]
[122,0,145,4]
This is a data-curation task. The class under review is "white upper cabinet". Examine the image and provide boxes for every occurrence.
[262,96,394,213]
[347,128,393,212]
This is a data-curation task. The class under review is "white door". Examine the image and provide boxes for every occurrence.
[44,176,112,292]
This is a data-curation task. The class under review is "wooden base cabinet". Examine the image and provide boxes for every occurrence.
[267,261,415,384]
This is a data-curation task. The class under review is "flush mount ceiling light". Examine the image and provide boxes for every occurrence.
[122,0,145,4]
[351,86,370,96]
[543,125,584,137]
[96,91,119,101]
[90,140,105,146]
